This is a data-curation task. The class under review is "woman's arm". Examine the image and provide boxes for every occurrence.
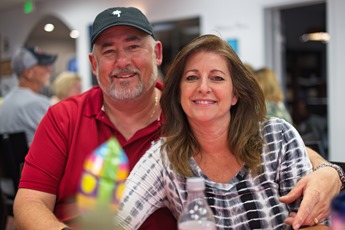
[280,147,342,229]
[116,142,167,229]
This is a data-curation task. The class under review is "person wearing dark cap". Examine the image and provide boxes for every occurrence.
[12,7,344,230]
[0,47,57,146]
[13,7,176,230]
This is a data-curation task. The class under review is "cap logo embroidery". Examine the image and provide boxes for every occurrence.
[112,10,121,17]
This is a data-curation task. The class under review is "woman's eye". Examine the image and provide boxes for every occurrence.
[186,75,198,81]
[211,76,225,81]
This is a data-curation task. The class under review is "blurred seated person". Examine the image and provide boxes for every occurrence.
[0,47,57,145]
[51,71,82,105]
[254,67,293,124]
[294,98,328,158]
[116,34,340,230]
[244,63,255,74]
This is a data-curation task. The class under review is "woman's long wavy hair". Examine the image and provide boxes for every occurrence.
[160,34,266,177]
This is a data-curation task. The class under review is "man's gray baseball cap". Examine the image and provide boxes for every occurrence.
[11,47,57,75]
[91,7,155,45]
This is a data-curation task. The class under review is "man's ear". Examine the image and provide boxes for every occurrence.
[22,67,33,80]
[89,52,98,77]
[154,41,163,66]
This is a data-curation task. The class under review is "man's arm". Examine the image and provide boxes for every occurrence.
[280,147,342,229]
[306,147,336,170]
[14,188,69,230]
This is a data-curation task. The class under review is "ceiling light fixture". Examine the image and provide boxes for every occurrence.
[300,32,330,43]
[70,30,80,39]
[44,23,54,32]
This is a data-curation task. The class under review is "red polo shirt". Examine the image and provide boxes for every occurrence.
[19,84,177,229]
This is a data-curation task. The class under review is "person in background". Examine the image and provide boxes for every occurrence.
[116,34,331,229]
[247,64,341,226]
[293,98,328,158]
[253,67,328,157]
[13,7,343,230]
[254,67,293,124]
[243,63,255,75]
[0,46,57,146]
[50,71,82,105]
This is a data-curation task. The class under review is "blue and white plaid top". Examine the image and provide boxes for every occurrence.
[116,118,312,229]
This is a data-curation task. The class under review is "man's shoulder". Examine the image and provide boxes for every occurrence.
[50,86,102,115]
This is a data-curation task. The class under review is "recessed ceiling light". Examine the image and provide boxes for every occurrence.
[70,30,80,39]
[300,32,330,43]
[44,23,54,32]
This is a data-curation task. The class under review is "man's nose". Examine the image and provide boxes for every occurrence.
[115,49,130,68]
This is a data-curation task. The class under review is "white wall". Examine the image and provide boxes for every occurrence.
[0,0,344,161]
[327,0,345,162]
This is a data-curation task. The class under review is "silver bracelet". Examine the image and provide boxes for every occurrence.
[314,162,345,189]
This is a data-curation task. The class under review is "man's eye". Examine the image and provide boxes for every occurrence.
[104,49,115,54]
[128,45,140,50]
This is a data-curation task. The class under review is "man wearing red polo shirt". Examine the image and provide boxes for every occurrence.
[14,7,175,230]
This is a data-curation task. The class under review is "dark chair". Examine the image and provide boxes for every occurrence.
[0,189,7,230]
[0,131,29,219]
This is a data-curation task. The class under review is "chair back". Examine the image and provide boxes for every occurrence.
[0,132,29,197]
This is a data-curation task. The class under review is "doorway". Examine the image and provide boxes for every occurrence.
[266,2,328,158]
[152,17,200,78]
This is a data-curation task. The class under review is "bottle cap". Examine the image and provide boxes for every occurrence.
[187,177,205,191]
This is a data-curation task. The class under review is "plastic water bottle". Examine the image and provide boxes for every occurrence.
[178,177,217,230]
[330,190,345,230]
